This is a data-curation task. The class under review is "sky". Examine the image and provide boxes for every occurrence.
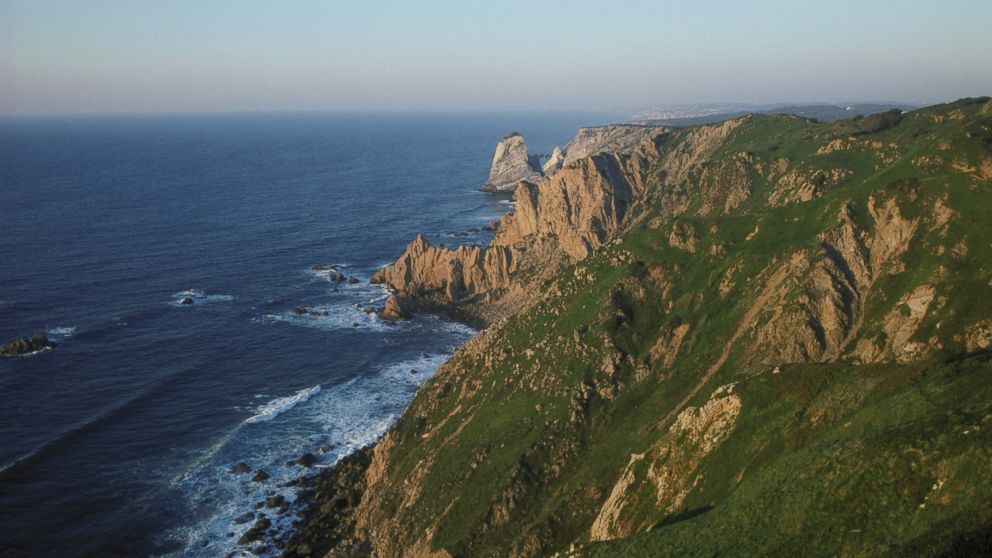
[2,0,991,115]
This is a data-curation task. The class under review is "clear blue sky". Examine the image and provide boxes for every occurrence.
[2,0,991,115]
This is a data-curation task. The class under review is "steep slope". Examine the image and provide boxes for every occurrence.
[288,98,992,558]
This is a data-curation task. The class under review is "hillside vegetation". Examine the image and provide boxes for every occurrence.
[290,98,992,557]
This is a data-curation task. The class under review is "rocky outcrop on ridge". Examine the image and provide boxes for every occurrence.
[556,124,668,169]
[481,133,542,193]
[542,146,564,175]
[481,126,668,193]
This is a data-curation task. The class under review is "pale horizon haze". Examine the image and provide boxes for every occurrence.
[2,0,992,115]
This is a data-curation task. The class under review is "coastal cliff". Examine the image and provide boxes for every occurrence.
[288,98,992,558]
[374,124,671,324]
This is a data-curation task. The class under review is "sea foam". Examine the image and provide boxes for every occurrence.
[46,326,77,338]
[170,289,234,307]
[244,385,321,424]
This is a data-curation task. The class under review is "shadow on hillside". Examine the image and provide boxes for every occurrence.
[939,526,992,557]
[648,504,715,531]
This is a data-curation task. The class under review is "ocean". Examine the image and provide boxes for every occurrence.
[0,112,616,557]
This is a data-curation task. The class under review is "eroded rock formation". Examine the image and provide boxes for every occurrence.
[374,128,669,323]
[481,133,542,193]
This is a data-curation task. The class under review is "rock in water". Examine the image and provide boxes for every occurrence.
[311,264,346,282]
[231,462,251,474]
[293,305,329,317]
[297,453,318,467]
[179,297,195,305]
[481,133,542,192]
[378,295,408,321]
[1,333,57,357]
[251,469,270,482]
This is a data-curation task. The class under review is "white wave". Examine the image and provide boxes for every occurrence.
[170,289,234,307]
[46,326,76,338]
[377,352,454,388]
[6,347,53,358]
[308,266,346,281]
[245,385,321,424]
[437,320,477,337]
[264,305,389,332]
[164,261,478,557]
[166,346,468,558]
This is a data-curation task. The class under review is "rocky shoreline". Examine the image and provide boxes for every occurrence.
[279,447,373,558]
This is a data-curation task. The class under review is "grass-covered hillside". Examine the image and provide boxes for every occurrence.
[290,98,992,557]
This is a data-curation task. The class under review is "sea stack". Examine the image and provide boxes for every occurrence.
[480,132,542,192]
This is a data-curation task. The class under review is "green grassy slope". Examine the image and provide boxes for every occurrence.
[335,98,992,558]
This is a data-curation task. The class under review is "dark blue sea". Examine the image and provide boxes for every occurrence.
[0,112,615,557]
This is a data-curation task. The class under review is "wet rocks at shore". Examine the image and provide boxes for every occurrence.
[238,516,271,544]
[378,295,408,321]
[251,469,270,482]
[280,446,373,558]
[296,453,318,468]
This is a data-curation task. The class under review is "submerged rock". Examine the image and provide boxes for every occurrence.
[231,462,251,474]
[292,305,328,317]
[1,333,57,357]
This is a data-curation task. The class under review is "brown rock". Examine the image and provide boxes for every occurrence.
[378,295,407,321]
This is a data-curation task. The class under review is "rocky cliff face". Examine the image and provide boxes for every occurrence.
[481,126,668,193]
[374,128,668,324]
[291,98,992,558]
[557,124,668,169]
[481,133,542,193]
